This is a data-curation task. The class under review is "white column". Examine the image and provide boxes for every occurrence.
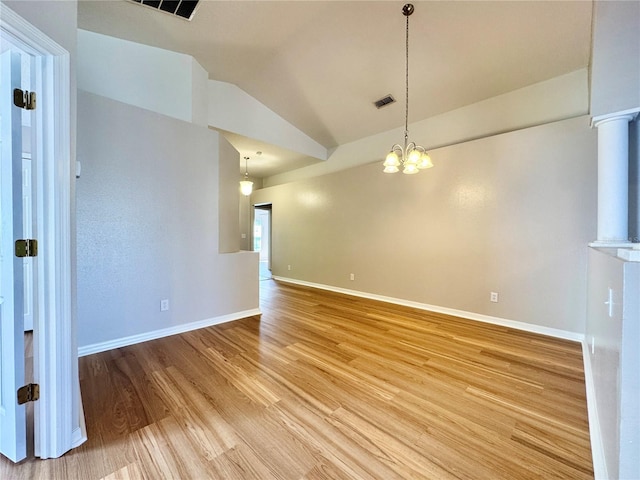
[591,112,637,246]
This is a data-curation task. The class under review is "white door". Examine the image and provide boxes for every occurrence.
[0,49,27,463]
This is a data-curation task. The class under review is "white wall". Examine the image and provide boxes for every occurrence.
[208,79,327,161]
[586,248,640,480]
[252,115,596,335]
[239,187,255,252]
[618,264,640,480]
[76,91,258,351]
[191,57,208,127]
[77,29,208,126]
[218,136,240,253]
[590,0,640,117]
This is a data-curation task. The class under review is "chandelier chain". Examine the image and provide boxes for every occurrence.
[404,10,410,143]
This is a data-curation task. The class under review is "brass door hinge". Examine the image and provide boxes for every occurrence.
[17,383,40,404]
[15,239,38,258]
[13,88,36,110]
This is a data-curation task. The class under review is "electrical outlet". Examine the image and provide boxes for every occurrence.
[241,233,246,239]
[160,299,170,311]
[350,273,355,281]
[287,264,291,271]
[490,292,499,303]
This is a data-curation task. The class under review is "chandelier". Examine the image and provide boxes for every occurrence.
[383,3,433,174]
[240,156,253,196]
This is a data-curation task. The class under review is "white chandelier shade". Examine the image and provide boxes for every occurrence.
[384,142,433,174]
[240,179,253,196]
[240,156,253,196]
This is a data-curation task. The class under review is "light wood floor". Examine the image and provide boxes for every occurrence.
[2,279,593,479]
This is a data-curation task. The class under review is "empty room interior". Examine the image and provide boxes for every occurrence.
[1,0,639,479]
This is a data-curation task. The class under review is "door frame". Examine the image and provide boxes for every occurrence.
[253,203,272,274]
[1,3,84,459]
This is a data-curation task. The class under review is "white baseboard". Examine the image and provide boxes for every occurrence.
[77,308,262,357]
[73,374,88,449]
[273,276,584,342]
[71,426,87,449]
[581,342,608,480]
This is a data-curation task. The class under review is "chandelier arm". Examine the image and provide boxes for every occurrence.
[405,142,416,155]
[391,144,404,157]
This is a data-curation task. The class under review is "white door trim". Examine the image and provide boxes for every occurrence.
[0,3,85,459]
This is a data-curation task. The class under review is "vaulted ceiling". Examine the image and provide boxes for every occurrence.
[78,0,593,178]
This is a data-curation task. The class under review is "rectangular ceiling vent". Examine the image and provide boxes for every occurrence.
[374,95,396,109]
[129,0,199,21]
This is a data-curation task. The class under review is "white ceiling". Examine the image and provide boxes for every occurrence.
[77,0,593,178]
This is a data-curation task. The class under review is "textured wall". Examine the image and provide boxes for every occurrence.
[586,248,640,479]
[218,136,240,253]
[76,91,258,348]
[252,116,597,333]
[590,0,640,117]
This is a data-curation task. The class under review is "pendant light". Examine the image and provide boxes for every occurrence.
[240,156,253,196]
[383,3,433,174]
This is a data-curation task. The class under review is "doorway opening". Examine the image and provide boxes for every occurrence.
[253,204,272,280]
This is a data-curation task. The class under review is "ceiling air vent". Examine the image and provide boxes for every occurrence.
[374,95,396,109]
[129,0,199,21]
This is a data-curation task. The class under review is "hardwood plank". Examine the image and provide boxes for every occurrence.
[329,405,459,479]
[148,366,240,459]
[129,416,213,479]
[100,462,143,480]
[270,397,405,480]
[208,444,280,480]
[0,280,593,479]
